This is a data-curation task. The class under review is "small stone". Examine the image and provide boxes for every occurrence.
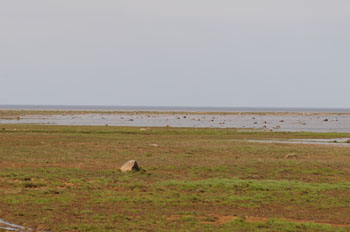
[140,128,147,131]
[150,144,159,147]
[120,160,139,172]
[285,153,298,159]
[274,125,281,129]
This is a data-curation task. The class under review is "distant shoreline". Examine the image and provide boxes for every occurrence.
[1,105,350,114]
[1,110,350,117]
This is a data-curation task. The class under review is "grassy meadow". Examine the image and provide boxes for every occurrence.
[0,124,350,231]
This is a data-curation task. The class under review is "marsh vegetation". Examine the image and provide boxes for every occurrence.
[0,124,349,231]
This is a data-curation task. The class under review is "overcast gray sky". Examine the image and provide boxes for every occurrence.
[1,1,349,108]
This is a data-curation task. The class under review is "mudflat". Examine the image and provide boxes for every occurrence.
[0,124,350,231]
[1,110,350,133]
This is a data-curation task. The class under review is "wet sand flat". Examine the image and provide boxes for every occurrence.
[245,138,350,147]
[1,112,350,133]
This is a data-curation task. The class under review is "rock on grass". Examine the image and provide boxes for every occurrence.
[120,160,140,172]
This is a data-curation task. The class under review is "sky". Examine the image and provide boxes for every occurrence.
[1,1,349,108]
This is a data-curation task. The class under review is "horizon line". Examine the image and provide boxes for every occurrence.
[1,104,350,111]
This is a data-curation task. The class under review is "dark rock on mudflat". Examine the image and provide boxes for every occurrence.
[120,160,139,172]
